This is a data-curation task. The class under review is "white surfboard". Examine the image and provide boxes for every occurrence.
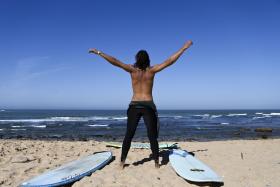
[106,142,178,149]
[20,151,112,187]
[169,149,223,183]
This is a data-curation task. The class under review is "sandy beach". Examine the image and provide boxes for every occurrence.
[0,139,279,187]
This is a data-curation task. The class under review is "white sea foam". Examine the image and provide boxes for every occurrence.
[221,122,229,125]
[49,117,89,121]
[258,113,280,117]
[31,125,46,128]
[112,117,127,120]
[227,113,247,117]
[211,115,222,118]
[48,116,110,121]
[88,117,110,120]
[255,112,263,115]
[0,116,113,123]
[88,124,108,127]
[0,110,5,112]
[11,129,26,131]
[270,113,280,116]
[0,119,48,122]
[193,114,210,118]
[11,125,21,128]
[262,114,272,117]
[50,117,72,121]
[0,129,3,131]
[10,124,46,128]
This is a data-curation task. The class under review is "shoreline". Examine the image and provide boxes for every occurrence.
[0,129,278,142]
[1,139,279,186]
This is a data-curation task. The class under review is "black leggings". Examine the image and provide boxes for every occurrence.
[121,104,159,162]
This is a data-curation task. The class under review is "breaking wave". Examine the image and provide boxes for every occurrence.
[0,116,127,123]
[227,113,247,117]
[87,124,109,127]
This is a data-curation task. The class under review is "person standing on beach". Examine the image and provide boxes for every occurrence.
[89,40,193,168]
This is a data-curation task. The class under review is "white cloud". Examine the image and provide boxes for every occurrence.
[0,56,70,92]
[14,56,70,81]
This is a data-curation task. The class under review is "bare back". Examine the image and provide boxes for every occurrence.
[130,67,155,101]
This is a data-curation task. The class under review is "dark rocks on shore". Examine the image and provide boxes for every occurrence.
[78,137,88,141]
[49,134,63,138]
[261,135,268,139]
[254,128,273,133]
[240,127,251,132]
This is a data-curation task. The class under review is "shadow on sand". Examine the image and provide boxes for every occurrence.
[187,181,224,187]
[132,149,170,166]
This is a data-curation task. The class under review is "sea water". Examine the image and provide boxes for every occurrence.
[0,109,280,141]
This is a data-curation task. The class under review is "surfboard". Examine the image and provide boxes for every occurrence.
[20,151,112,187]
[169,149,223,183]
[106,142,178,149]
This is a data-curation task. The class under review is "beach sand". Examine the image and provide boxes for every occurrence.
[0,139,279,187]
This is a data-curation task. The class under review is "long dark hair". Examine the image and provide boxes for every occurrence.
[134,50,150,71]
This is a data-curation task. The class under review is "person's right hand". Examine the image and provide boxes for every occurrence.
[183,40,193,49]
[89,48,99,54]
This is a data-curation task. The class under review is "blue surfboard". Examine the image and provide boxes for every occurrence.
[106,142,178,149]
[169,149,223,183]
[20,151,112,187]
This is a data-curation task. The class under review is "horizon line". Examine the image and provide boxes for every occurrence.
[1,108,280,111]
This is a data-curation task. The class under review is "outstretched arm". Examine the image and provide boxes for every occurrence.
[89,49,135,73]
[150,40,193,73]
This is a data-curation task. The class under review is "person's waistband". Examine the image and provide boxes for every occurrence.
[129,100,157,111]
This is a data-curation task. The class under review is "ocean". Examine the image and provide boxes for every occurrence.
[0,109,280,141]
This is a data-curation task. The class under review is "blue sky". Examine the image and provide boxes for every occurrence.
[0,0,279,109]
